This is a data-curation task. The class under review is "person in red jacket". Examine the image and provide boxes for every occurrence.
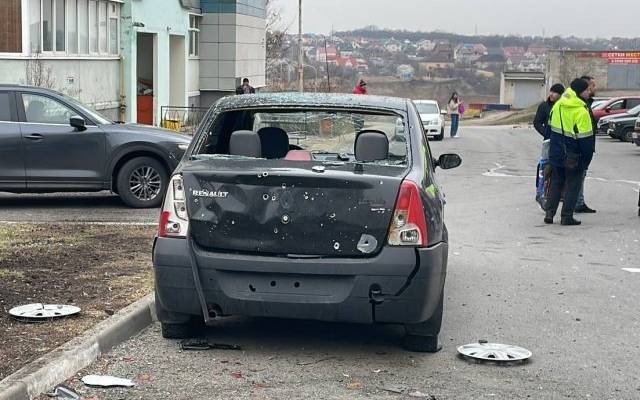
[352,79,368,95]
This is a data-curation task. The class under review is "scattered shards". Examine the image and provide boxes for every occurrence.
[46,385,80,399]
[180,339,242,351]
[9,303,81,321]
[457,342,532,363]
[81,375,136,388]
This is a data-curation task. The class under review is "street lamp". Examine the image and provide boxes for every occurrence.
[298,0,304,92]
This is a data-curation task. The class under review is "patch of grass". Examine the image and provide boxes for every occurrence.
[0,268,25,280]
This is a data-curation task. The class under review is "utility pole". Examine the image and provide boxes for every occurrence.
[298,0,304,92]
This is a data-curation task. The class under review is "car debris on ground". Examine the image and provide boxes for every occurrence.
[81,375,136,388]
[9,304,81,321]
[457,342,532,363]
[45,385,81,399]
[179,339,242,351]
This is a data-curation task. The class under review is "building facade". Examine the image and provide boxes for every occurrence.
[500,71,546,109]
[0,0,124,120]
[0,0,266,124]
[547,50,640,94]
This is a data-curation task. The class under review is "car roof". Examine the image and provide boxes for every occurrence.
[413,100,438,104]
[0,84,62,95]
[214,93,409,113]
[606,96,640,102]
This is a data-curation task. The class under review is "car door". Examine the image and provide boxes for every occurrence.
[18,92,106,190]
[0,91,25,190]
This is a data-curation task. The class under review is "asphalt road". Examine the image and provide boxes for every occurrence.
[34,127,640,399]
[0,192,158,224]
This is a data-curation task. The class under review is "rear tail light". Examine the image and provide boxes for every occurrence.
[388,180,428,247]
[158,175,189,238]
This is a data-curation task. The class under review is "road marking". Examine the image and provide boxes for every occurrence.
[483,163,640,191]
[622,268,640,273]
[0,220,156,226]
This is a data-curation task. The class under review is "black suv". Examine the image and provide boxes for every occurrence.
[153,93,461,352]
[0,85,191,208]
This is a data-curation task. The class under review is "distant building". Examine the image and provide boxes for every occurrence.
[547,50,640,94]
[500,71,546,109]
[455,43,487,64]
[397,64,415,81]
[417,39,436,53]
[384,38,403,53]
[316,45,339,62]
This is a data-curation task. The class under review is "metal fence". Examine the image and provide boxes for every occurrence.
[160,106,209,135]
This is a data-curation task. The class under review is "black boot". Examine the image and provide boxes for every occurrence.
[561,217,582,226]
[575,205,596,214]
[544,212,554,224]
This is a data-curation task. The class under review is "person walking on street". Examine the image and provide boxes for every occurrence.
[448,92,461,138]
[545,78,596,226]
[533,83,565,209]
[236,78,256,95]
[352,79,368,95]
[574,75,597,214]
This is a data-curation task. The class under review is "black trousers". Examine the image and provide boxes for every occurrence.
[546,165,584,219]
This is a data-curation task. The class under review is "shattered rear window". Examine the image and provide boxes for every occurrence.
[191,109,408,167]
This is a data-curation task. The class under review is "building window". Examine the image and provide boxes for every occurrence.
[78,0,88,54]
[189,14,201,57]
[0,0,22,53]
[67,0,78,53]
[29,0,118,56]
[89,0,98,53]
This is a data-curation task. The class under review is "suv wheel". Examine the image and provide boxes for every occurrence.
[161,322,196,339]
[623,128,634,143]
[116,157,168,208]
[436,128,445,141]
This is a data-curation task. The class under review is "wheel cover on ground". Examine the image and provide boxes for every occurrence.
[129,166,162,201]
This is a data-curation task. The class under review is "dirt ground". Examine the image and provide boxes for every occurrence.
[0,224,156,380]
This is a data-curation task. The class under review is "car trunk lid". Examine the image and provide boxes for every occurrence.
[182,160,406,257]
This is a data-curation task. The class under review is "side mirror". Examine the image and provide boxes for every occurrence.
[440,110,448,115]
[605,107,612,113]
[70,116,87,131]
[435,153,462,170]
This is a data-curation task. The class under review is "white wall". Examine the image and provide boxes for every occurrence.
[0,57,120,112]
[170,35,186,107]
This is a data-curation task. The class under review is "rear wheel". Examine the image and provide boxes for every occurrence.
[402,291,444,353]
[161,322,195,339]
[116,157,168,208]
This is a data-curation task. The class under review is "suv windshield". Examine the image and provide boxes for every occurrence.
[192,109,408,167]
[415,103,439,114]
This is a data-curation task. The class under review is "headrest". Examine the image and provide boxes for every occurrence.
[229,130,261,158]
[354,130,389,162]
[258,127,290,159]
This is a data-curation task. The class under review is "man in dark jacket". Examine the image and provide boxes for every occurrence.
[235,78,255,95]
[545,78,595,226]
[534,83,565,139]
[533,83,564,209]
[574,75,597,213]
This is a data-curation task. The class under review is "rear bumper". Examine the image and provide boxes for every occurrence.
[153,238,448,326]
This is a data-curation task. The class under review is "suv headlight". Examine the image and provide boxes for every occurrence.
[177,143,189,151]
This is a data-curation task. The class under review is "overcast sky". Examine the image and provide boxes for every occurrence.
[272,0,639,38]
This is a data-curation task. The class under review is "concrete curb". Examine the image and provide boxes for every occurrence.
[0,293,156,400]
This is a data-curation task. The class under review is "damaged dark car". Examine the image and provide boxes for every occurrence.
[153,93,461,352]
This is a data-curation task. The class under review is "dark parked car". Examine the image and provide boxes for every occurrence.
[596,104,640,135]
[607,115,637,142]
[153,93,462,352]
[634,116,640,147]
[0,85,190,207]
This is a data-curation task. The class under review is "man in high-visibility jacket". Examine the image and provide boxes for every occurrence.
[544,78,595,226]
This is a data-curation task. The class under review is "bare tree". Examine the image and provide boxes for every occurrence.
[25,53,56,89]
[265,0,291,89]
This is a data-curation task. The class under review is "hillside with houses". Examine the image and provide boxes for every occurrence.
[266,27,640,104]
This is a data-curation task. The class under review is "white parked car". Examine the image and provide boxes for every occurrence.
[414,100,445,141]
